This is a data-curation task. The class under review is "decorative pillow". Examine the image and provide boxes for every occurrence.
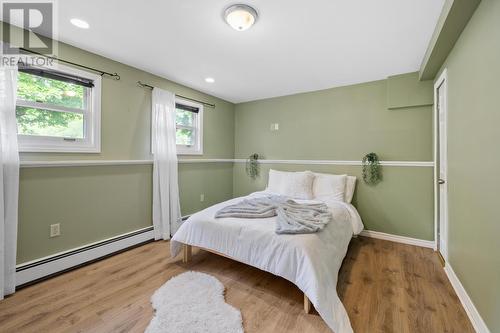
[283,171,315,199]
[344,176,357,203]
[312,173,347,202]
[267,169,288,194]
[266,169,314,199]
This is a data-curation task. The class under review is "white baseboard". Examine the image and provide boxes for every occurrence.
[444,264,491,333]
[16,227,154,286]
[360,230,435,248]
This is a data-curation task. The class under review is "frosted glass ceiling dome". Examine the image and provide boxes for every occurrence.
[224,4,258,31]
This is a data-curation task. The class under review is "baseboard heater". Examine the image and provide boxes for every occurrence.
[16,226,155,287]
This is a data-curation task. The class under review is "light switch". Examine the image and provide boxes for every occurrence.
[50,223,61,237]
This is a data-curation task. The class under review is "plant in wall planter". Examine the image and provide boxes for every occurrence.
[362,152,382,185]
[246,153,260,180]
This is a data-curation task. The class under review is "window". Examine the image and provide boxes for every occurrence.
[175,99,203,155]
[16,63,101,152]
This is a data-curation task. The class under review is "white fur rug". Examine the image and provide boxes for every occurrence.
[145,271,244,333]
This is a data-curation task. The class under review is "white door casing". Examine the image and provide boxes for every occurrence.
[434,69,449,261]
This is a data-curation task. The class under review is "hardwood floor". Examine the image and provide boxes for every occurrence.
[0,237,474,333]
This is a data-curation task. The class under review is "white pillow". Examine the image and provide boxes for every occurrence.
[312,172,357,203]
[312,173,347,202]
[344,176,357,203]
[267,169,288,194]
[284,171,315,199]
[267,169,314,199]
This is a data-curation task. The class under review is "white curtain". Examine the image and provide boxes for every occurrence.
[152,88,182,240]
[0,66,19,299]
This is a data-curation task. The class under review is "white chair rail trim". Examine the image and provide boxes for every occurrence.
[19,159,231,168]
[20,159,434,168]
[232,159,434,167]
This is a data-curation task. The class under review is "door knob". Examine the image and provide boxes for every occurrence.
[438,179,446,185]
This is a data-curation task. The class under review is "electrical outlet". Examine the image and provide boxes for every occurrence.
[50,223,60,237]
[200,194,205,202]
[270,123,279,131]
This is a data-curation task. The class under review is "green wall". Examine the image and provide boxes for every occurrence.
[235,78,432,161]
[436,0,499,330]
[1,23,236,263]
[234,164,434,240]
[233,76,435,240]
[419,0,481,80]
[18,165,152,263]
[18,163,234,263]
[386,72,433,109]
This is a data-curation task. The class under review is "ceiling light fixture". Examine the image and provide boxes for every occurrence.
[70,18,89,29]
[205,77,215,83]
[224,4,258,31]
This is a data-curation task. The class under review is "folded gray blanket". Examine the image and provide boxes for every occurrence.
[214,195,332,234]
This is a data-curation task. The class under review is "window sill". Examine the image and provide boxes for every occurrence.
[19,145,101,153]
[176,151,203,156]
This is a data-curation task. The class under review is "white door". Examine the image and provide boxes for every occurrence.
[435,70,448,261]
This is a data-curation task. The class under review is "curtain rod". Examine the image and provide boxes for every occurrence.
[137,81,215,108]
[19,48,121,80]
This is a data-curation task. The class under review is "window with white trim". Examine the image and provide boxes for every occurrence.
[175,98,203,155]
[16,64,101,153]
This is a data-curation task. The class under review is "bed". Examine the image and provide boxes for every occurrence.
[171,170,364,333]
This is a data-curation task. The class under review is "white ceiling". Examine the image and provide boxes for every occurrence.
[53,0,444,103]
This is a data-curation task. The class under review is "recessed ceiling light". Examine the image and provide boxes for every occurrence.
[205,77,215,83]
[70,18,89,29]
[224,4,258,31]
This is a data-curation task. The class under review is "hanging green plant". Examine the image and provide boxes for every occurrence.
[362,152,382,185]
[245,153,260,180]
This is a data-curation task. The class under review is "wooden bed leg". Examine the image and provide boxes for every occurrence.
[304,294,312,314]
[182,244,192,263]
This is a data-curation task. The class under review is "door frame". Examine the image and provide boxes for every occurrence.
[433,68,448,260]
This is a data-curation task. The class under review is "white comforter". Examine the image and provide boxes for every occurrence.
[171,191,364,333]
